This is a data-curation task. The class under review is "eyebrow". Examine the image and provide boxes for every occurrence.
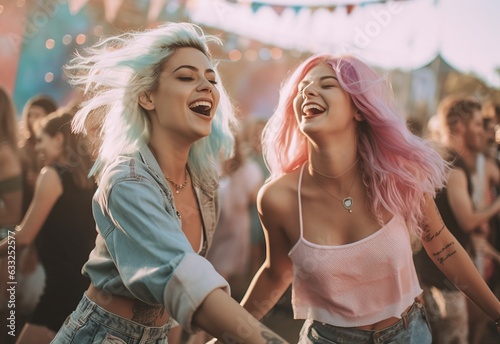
[299,75,339,86]
[321,76,338,81]
[173,65,216,74]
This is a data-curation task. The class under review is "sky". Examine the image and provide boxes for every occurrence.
[190,0,500,87]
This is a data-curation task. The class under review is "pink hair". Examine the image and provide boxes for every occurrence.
[263,54,448,236]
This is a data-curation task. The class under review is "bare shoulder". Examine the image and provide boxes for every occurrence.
[37,166,63,189]
[257,170,300,218]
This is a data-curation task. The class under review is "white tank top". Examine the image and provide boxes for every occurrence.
[288,164,422,327]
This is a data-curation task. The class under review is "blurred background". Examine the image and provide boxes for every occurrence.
[1,0,500,342]
[1,0,500,128]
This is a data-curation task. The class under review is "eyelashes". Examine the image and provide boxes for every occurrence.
[178,77,218,85]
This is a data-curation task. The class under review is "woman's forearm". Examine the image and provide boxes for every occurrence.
[193,288,289,343]
[240,264,292,320]
[428,238,500,321]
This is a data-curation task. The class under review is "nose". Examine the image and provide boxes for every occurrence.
[197,78,214,93]
[301,83,317,99]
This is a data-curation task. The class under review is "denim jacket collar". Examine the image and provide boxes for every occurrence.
[136,144,218,254]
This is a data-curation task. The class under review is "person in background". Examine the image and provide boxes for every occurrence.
[467,114,500,344]
[240,118,270,277]
[0,85,24,344]
[414,95,500,344]
[18,94,57,211]
[240,54,500,344]
[50,22,287,344]
[0,112,96,344]
[0,86,23,228]
[207,126,264,292]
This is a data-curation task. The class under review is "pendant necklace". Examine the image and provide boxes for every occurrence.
[165,169,189,194]
[309,158,359,213]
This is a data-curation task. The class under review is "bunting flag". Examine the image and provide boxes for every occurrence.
[233,0,381,17]
[68,0,89,15]
[147,0,167,23]
[250,2,264,13]
[270,5,286,16]
[103,0,124,23]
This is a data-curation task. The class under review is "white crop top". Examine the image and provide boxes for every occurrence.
[288,164,422,327]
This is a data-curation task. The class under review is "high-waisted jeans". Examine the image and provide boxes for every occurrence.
[299,301,432,344]
[51,293,171,344]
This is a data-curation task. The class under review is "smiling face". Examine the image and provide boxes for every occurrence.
[142,47,220,144]
[463,109,485,153]
[36,131,63,165]
[28,105,50,133]
[292,62,361,139]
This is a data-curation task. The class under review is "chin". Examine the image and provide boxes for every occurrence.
[193,127,212,141]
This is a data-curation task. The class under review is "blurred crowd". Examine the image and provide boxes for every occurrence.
[0,81,499,344]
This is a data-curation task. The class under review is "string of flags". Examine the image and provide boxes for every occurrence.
[65,0,403,24]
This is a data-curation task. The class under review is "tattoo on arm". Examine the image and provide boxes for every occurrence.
[132,301,165,326]
[422,200,446,243]
[432,241,457,266]
[261,331,284,344]
[423,225,445,243]
[437,250,457,265]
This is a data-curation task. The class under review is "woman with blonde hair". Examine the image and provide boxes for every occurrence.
[50,22,286,344]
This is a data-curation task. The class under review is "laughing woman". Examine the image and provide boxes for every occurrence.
[50,23,287,344]
[240,54,500,343]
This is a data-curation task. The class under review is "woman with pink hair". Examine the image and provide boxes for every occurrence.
[240,54,500,343]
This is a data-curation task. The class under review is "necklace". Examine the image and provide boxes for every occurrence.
[310,158,360,179]
[165,169,189,194]
[310,170,357,213]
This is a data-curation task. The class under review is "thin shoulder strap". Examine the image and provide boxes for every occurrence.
[297,163,306,238]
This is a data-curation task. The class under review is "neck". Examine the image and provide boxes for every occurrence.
[148,139,190,182]
[308,146,359,180]
[447,137,476,169]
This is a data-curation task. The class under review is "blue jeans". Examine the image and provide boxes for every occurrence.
[299,301,432,344]
[51,294,171,344]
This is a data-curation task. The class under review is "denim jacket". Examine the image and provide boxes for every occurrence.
[82,145,229,332]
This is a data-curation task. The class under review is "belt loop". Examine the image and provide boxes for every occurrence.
[140,327,151,344]
[401,302,415,329]
[80,294,97,324]
[402,312,409,329]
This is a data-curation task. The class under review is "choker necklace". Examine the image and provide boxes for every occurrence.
[310,158,360,179]
[165,169,189,194]
[310,169,357,213]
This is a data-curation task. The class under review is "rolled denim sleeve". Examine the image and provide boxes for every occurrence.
[98,176,229,332]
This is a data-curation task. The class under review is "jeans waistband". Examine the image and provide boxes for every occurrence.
[72,293,171,340]
[311,301,426,343]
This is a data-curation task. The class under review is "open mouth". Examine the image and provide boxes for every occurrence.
[189,101,212,116]
[302,103,326,116]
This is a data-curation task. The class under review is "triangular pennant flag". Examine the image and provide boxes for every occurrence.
[147,0,166,23]
[104,0,124,23]
[309,6,321,15]
[251,2,264,13]
[291,5,302,15]
[327,6,336,13]
[68,0,89,15]
[346,4,356,15]
[271,5,286,16]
